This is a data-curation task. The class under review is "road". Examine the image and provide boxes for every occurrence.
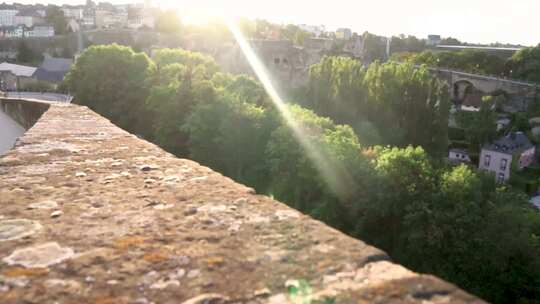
[6,92,73,103]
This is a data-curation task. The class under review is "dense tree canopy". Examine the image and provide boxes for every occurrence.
[64,44,154,136]
[45,5,68,35]
[16,41,42,64]
[66,46,540,303]
[307,57,450,156]
[508,44,540,82]
[394,50,508,76]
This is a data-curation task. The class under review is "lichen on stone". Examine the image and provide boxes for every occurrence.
[0,219,42,242]
[2,242,75,268]
[28,200,58,210]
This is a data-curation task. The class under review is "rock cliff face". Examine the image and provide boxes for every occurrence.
[0,100,484,303]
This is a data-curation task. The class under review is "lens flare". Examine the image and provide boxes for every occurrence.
[225,18,354,201]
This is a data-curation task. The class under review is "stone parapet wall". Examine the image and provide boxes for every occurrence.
[0,98,50,130]
[0,103,484,303]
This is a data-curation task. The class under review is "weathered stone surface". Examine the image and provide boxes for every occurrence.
[0,219,42,242]
[0,101,484,303]
[3,242,74,268]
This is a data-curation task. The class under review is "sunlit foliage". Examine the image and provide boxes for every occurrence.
[66,46,540,303]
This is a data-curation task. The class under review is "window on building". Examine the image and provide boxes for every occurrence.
[484,154,491,167]
[500,159,508,170]
[497,173,505,183]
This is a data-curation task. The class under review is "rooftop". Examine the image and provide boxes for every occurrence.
[0,62,37,77]
[0,99,482,303]
[39,56,73,73]
[483,132,533,155]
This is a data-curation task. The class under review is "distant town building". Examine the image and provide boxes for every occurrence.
[0,62,38,91]
[449,148,472,163]
[0,25,24,38]
[427,35,441,46]
[81,8,96,28]
[336,28,352,40]
[14,10,43,27]
[61,5,84,20]
[0,5,19,27]
[479,132,535,183]
[298,24,325,37]
[127,5,155,29]
[25,25,55,38]
[33,55,73,87]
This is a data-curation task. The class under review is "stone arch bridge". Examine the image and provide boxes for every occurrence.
[428,67,540,111]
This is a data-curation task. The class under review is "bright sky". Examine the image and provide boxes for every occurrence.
[14,0,540,46]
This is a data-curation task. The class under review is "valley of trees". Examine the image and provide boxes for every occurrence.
[64,44,540,304]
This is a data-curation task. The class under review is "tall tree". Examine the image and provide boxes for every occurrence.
[45,5,68,35]
[64,44,153,136]
[508,44,540,82]
[145,48,219,156]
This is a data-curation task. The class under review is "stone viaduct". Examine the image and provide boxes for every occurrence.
[428,67,540,111]
[0,98,483,303]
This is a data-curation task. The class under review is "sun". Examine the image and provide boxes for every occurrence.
[155,0,233,25]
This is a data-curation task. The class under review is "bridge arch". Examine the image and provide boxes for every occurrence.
[453,79,477,101]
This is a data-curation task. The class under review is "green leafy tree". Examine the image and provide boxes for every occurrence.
[145,48,219,156]
[400,50,507,76]
[362,32,387,63]
[390,35,426,54]
[45,5,68,35]
[16,41,42,64]
[456,96,497,153]
[64,44,153,136]
[307,57,450,155]
[307,56,367,123]
[508,44,540,82]
[185,84,275,191]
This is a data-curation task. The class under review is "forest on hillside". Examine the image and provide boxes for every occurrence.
[64,44,540,303]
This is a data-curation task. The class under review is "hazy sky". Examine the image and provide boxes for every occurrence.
[13,0,540,46]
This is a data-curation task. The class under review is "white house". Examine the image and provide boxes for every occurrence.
[14,10,43,27]
[0,8,19,27]
[61,6,84,20]
[1,25,24,38]
[479,132,535,183]
[449,149,472,163]
[26,25,55,38]
[0,62,38,90]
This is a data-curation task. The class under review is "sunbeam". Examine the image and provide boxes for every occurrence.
[225,17,354,201]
